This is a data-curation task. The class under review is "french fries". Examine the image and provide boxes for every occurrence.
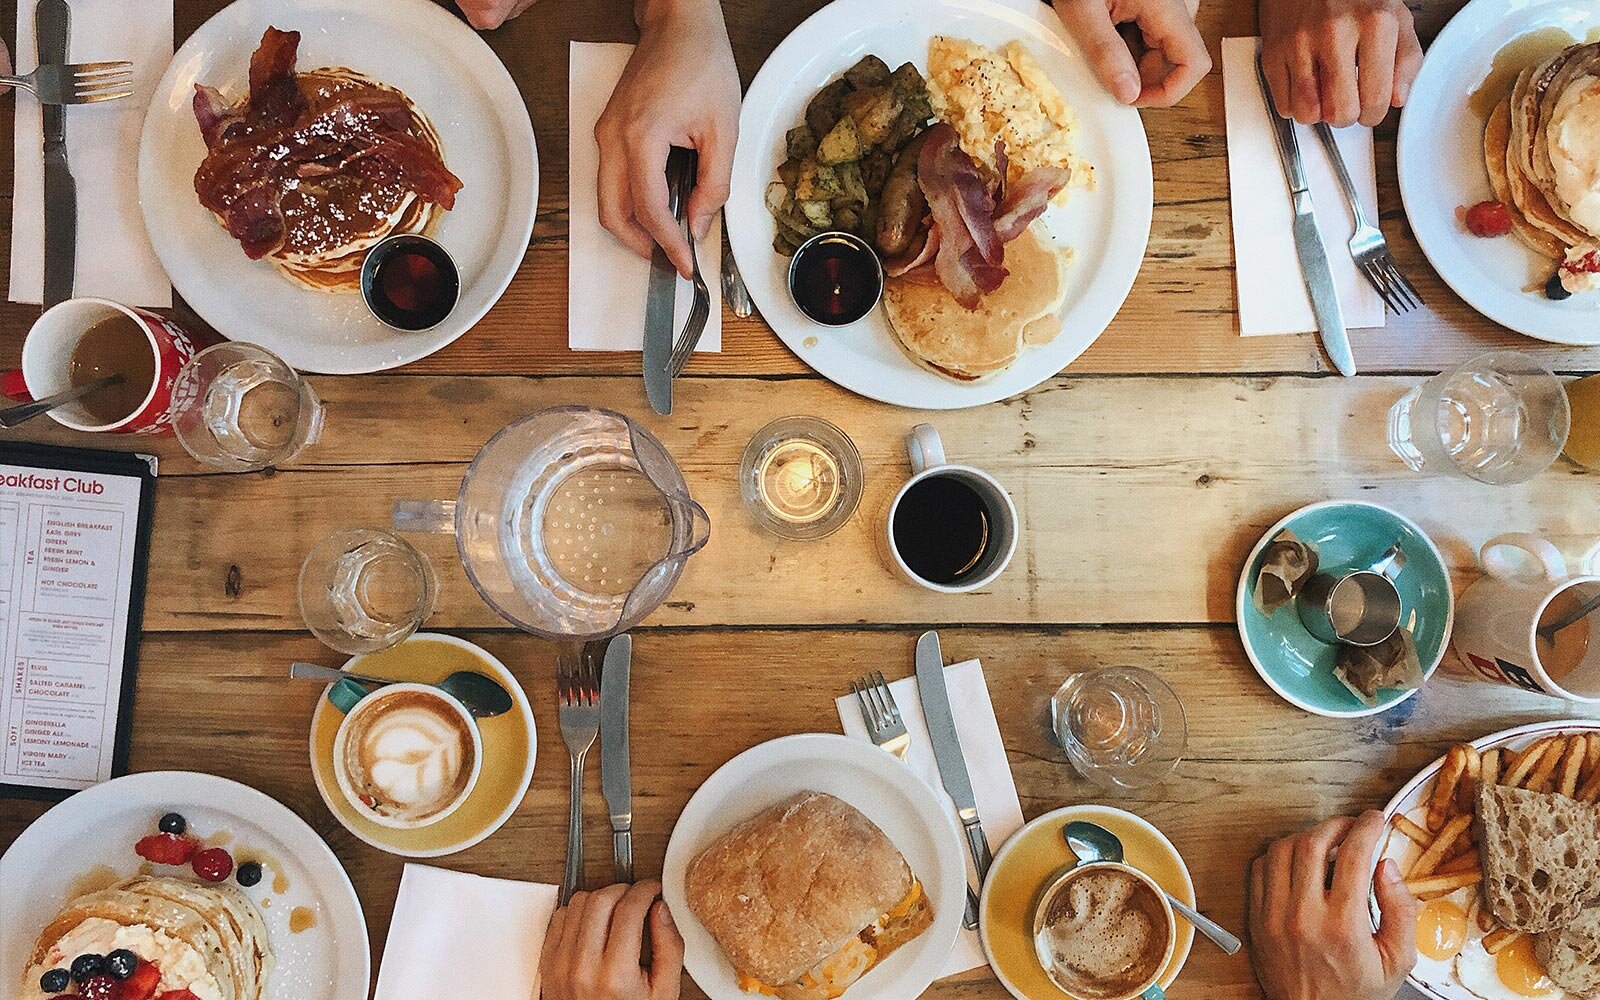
[1482,748,1501,787]
[1438,849,1482,876]
[1561,736,1588,798]
[1483,928,1525,955]
[1429,746,1470,831]
[1406,869,1483,899]
[1503,737,1556,790]
[1409,813,1474,879]
[1392,813,1433,847]
[1456,744,1482,814]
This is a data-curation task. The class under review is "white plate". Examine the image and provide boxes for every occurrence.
[0,771,369,1000]
[727,0,1152,409]
[138,0,538,373]
[661,733,966,1000]
[1370,720,1600,1000]
[1397,0,1600,343]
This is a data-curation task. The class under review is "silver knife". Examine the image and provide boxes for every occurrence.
[38,0,76,308]
[643,149,691,416]
[1255,55,1355,377]
[599,633,633,884]
[915,630,992,926]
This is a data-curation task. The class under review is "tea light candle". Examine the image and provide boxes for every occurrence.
[739,417,863,540]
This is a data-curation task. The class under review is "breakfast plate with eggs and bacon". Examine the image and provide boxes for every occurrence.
[727,0,1152,409]
[1372,721,1600,1000]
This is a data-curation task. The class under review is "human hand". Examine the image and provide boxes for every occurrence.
[455,0,538,31]
[1,39,11,95]
[595,0,741,277]
[1258,0,1424,127]
[541,881,686,1000]
[1054,0,1211,108]
[1248,811,1420,1000]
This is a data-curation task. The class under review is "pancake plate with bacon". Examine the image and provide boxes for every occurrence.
[192,27,462,293]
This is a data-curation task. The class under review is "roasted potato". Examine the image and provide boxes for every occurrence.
[794,161,844,201]
[842,86,903,146]
[831,161,868,208]
[844,54,892,90]
[805,78,851,140]
[785,124,817,161]
[816,116,861,166]
[798,199,833,227]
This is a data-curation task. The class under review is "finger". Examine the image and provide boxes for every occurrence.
[595,127,655,260]
[648,899,687,1000]
[1248,853,1268,927]
[576,884,630,960]
[1392,13,1424,107]
[540,906,567,996]
[1131,2,1211,108]
[603,880,663,972]
[1316,20,1362,127]
[1287,37,1321,124]
[1263,50,1294,119]
[687,125,737,241]
[1355,12,1398,127]
[1263,834,1298,916]
[555,892,589,984]
[1289,815,1356,899]
[0,41,10,96]
[1330,809,1389,902]
[1056,0,1141,104]
[1373,857,1422,977]
[630,143,694,278]
[461,3,507,30]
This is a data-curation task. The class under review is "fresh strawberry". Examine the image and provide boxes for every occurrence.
[80,974,123,1000]
[191,847,234,883]
[154,992,202,1000]
[119,962,162,1000]
[1463,200,1512,238]
[135,833,195,866]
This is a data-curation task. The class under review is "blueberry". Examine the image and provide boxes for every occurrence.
[105,949,139,979]
[236,861,263,888]
[158,812,187,835]
[40,968,70,993]
[70,953,106,983]
[1547,273,1573,301]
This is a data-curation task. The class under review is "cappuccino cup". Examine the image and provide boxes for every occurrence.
[1032,862,1176,1000]
[332,682,483,829]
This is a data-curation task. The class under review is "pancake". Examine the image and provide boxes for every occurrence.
[1507,59,1594,247]
[1485,96,1568,258]
[883,224,1071,380]
[122,876,273,1000]
[1537,47,1600,237]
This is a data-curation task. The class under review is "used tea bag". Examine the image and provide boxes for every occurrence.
[1334,627,1425,707]
[1253,531,1319,614]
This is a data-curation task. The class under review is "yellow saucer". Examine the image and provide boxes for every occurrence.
[980,805,1196,1000]
[308,633,536,857]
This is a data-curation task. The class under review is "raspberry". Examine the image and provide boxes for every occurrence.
[191,847,234,883]
[1463,200,1512,238]
[80,974,123,1000]
[135,833,195,866]
[120,962,162,1000]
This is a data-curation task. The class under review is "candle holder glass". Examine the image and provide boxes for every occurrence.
[739,416,863,540]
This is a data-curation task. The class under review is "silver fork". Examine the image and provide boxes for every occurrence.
[668,152,711,378]
[558,646,602,904]
[852,672,981,930]
[2,61,133,105]
[1313,122,1422,313]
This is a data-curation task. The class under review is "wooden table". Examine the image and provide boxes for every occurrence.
[1,1,1596,997]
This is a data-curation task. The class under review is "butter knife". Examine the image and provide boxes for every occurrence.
[599,633,633,884]
[1255,55,1355,377]
[644,148,692,415]
[915,630,992,929]
[38,0,76,308]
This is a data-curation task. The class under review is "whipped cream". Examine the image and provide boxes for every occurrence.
[1550,73,1600,237]
[23,918,225,1000]
[1560,245,1600,295]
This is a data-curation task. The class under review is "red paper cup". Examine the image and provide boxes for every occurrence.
[2,298,218,435]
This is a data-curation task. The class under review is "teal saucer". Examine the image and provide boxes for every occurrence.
[1235,501,1454,718]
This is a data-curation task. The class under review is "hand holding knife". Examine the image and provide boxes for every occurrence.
[915,630,992,930]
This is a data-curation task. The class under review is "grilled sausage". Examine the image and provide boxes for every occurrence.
[874,129,931,258]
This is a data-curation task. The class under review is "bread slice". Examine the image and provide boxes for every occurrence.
[1537,905,1600,995]
[1478,784,1600,933]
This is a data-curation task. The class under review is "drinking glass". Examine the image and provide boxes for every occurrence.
[1386,352,1569,485]
[170,342,323,471]
[1050,666,1186,789]
[299,529,437,654]
[739,416,864,540]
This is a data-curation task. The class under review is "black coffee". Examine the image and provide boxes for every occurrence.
[892,475,992,585]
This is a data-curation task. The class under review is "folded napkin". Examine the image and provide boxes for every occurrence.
[10,0,172,307]
[568,41,722,352]
[1222,36,1383,336]
[834,659,1025,978]
[373,864,559,1000]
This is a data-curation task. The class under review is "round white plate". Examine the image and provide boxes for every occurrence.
[0,771,369,1000]
[661,733,966,1000]
[727,0,1152,409]
[1369,720,1600,1000]
[1397,0,1600,343]
[138,0,538,373]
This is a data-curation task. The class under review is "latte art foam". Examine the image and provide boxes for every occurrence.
[340,690,476,823]
[1036,868,1168,1000]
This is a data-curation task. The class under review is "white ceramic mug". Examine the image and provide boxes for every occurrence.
[1449,532,1600,702]
[1031,861,1176,1000]
[884,424,1018,593]
[332,682,484,829]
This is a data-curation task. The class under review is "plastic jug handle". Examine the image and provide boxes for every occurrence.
[392,499,457,534]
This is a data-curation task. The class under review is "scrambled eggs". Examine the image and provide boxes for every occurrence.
[926,37,1091,201]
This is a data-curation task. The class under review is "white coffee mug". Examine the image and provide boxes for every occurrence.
[1449,532,1600,703]
[332,682,484,829]
[884,424,1018,593]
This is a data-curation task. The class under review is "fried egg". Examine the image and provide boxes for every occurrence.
[1457,935,1568,1000]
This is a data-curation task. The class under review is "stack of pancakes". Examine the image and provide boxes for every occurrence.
[1485,42,1600,285]
[22,876,273,1000]
[884,226,1073,381]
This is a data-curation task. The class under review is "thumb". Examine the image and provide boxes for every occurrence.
[1373,858,1420,976]
[1055,1,1140,104]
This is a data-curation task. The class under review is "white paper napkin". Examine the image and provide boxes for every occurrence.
[10,0,172,307]
[373,864,560,1000]
[1222,36,1383,336]
[834,659,1025,979]
[568,41,721,352]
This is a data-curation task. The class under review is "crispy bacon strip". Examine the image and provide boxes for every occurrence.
[917,124,1008,307]
[992,165,1069,243]
[246,27,307,125]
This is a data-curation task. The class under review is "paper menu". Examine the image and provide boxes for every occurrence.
[0,463,147,793]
